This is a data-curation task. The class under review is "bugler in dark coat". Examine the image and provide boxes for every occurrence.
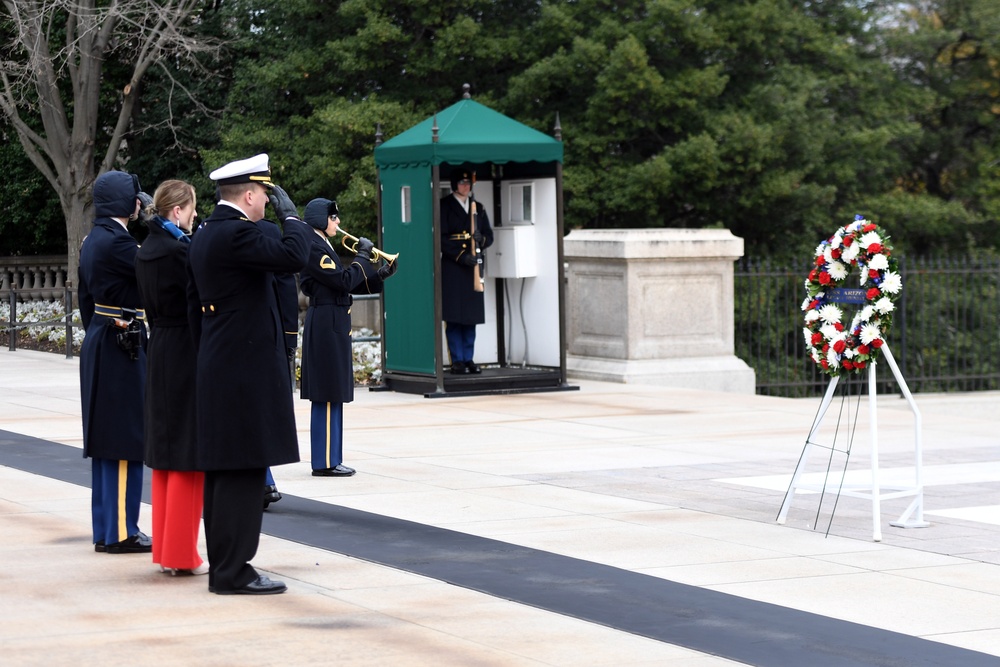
[186,205,311,471]
[299,230,383,404]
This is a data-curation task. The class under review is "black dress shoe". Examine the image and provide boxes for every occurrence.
[214,575,287,595]
[451,363,471,374]
[94,541,106,553]
[466,361,481,374]
[312,464,356,477]
[105,532,152,554]
[264,484,282,510]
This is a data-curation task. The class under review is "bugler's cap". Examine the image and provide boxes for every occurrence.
[304,198,337,230]
[209,153,275,189]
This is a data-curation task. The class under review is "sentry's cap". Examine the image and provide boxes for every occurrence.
[209,153,274,189]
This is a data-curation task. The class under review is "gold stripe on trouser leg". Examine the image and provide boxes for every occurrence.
[325,402,332,469]
[117,460,128,542]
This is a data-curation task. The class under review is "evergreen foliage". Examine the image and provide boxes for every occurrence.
[2,0,998,258]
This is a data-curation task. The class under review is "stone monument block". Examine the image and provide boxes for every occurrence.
[564,229,755,393]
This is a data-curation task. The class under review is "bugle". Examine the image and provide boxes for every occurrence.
[335,228,398,265]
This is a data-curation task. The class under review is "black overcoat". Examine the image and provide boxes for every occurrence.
[186,204,311,471]
[134,222,198,470]
[440,194,493,324]
[299,232,382,404]
[259,219,301,356]
[78,218,147,461]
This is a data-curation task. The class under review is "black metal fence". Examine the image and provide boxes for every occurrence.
[2,288,382,357]
[735,256,1000,397]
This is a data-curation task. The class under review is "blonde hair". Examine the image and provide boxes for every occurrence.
[152,180,196,218]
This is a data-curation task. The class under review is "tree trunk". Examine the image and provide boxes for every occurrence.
[63,190,93,289]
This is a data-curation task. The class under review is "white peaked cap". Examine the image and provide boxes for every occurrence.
[209,153,274,188]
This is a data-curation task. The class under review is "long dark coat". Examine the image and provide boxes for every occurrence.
[259,219,300,357]
[78,218,147,461]
[300,232,382,404]
[440,194,493,324]
[134,222,198,470]
[186,204,311,471]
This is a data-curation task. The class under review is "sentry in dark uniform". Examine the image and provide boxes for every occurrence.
[440,169,493,374]
[187,154,311,595]
[298,198,397,477]
[78,170,152,554]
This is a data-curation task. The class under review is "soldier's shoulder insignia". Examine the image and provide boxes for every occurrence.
[320,255,336,270]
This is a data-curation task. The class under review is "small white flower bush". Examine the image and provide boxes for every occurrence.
[5,300,382,385]
[1,299,85,350]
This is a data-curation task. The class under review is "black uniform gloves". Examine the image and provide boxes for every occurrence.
[269,185,299,222]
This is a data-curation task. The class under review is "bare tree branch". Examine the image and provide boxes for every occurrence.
[0,0,220,279]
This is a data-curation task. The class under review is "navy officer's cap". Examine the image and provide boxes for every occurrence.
[209,153,275,189]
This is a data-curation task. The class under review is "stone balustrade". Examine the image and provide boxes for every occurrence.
[0,256,69,302]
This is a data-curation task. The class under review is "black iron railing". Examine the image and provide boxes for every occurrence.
[735,257,1000,397]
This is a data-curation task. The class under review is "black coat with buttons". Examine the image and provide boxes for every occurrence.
[299,231,382,404]
[440,194,493,324]
[134,222,198,471]
[78,217,147,461]
[186,204,311,471]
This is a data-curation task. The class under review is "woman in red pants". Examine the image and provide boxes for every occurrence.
[134,179,207,576]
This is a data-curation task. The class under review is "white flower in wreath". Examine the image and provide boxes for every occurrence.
[820,323,840,340]
[841,242,861,263]
[881,271,902,294]
[814,243,827,257]
[818,304,842,324]
[844,347,857,358]
[801,297,813,311]
[859,322,881,345]
[826,346,840,367]
[823,246,835,263]
[847,219,866,233]
[859,231,883,251]
[874,296,894,314]
[856,304,875,324]
[869,254,889,271]
[805,310,820,323]
[811,349,821,363]
[803,328,813,347]
[828,261,848,281]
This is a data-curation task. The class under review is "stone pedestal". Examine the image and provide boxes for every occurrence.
[564,229,755,393]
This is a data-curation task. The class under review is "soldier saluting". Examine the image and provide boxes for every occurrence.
[187,154,311,595]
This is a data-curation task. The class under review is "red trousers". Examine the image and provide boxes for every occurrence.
[151,469,205,570]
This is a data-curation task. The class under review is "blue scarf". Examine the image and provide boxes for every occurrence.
[154,215,191,244]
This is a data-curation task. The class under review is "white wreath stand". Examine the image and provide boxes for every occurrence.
[776,344,929,541]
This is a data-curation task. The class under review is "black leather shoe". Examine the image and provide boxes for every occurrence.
[312,464,356,477]
[214,575,287,595]
[264,484,282,510]
[94,541,106,553]
[466,361,481,374]
[451,363,470,374]
[105,532,152,554]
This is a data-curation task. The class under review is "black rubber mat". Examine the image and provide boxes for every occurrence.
[2,429,995,667]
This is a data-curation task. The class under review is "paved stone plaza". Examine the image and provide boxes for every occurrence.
[2,348,999,665]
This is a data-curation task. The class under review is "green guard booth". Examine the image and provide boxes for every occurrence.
[374,89,576,397]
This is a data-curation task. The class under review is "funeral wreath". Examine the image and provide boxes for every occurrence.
[802,215,902,377]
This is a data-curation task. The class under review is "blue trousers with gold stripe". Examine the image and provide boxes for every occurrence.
[91,458,144,545]
[310,401,344,470]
